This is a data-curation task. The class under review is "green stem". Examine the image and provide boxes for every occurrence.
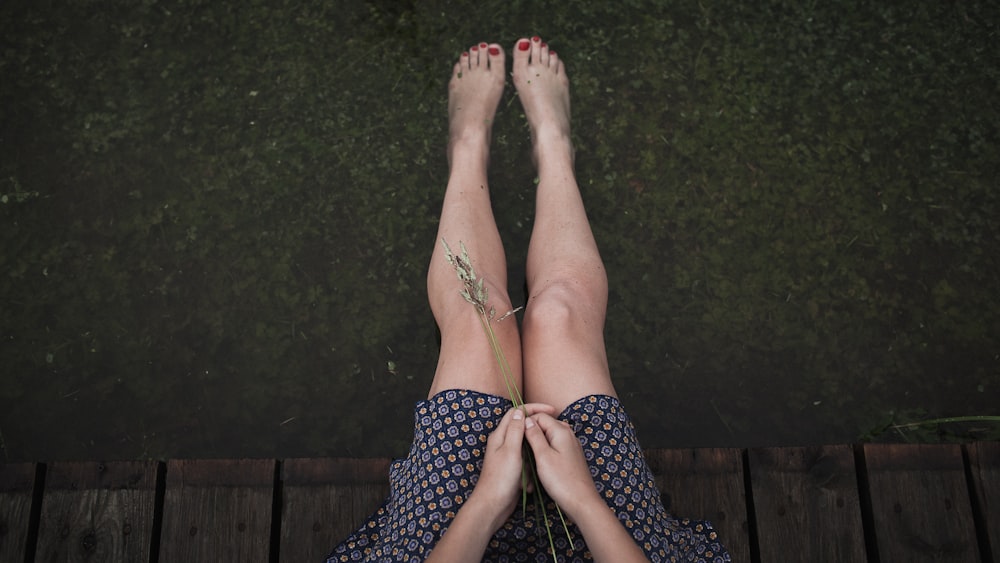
[444,238,571,561]
[477,311,522,406]
[523,443,575,553]
[477,307,569,561]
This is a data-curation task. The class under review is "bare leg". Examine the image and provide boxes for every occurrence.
[426,42,522,399]
[514,37,616,413]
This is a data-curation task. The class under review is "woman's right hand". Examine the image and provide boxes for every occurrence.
[522,412,601,516]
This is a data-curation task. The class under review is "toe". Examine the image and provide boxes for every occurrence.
[530,35,542,63]
[486,42,504,70]
[469,44,481,67]
[539,41,550,66]
[476,42,489,67]
[513,37,531,68]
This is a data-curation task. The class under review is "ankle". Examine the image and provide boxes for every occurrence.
[533,139,574,173]
[447,137,491,168]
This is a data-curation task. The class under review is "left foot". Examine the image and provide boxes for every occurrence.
[512,36,573,168]
[448,42,506,162]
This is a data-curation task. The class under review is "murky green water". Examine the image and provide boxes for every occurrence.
[2,1,998,462]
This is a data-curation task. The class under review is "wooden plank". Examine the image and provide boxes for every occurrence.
[35,461,158,563]
[965,441,999,562]
[0,463,37,563]
[159,459,274,563]
[646,448,750,563]
[864,443,978,562]
[279,457,391,563]
[749,445,867,562]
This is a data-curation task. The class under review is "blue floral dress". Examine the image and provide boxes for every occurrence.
[328,389,730,562]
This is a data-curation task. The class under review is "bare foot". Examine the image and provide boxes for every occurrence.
[448,42,506,164]
[512,36,573,163]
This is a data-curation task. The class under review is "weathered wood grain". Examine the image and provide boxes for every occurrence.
[749,445,867,562]
[158,459,274,563]
[4,441,996,562]
[864,443,978,563]
[647,448,750,563]
[965,441,999,562]
[35,461,158,563]
[279,457,391,563]
[0,463,37,563]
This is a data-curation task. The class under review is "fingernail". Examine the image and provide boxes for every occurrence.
[525,417,535,428]
[518,40,530,51]
[488,46,500,56]
[532,36,540,42]
[513,409,523,420]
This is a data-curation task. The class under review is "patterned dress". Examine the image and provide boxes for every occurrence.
[328,389,730,562]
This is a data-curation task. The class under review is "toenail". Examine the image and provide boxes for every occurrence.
[549,50,556,56]
[471,45,478,51]
[541,42,547,48]
[479,42,488,48]
[518,40,530,51]
[532,35,540,42]
[488,46,500,56]
[461,51,468,57]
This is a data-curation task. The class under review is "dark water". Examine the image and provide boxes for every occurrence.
[2,1,998,462]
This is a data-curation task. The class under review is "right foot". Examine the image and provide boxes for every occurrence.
[448,42,506,163]
[512,36,573,160]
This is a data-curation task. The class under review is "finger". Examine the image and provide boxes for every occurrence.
[492,404,553,449]
[527,413,575,450]
[505,407,526,452]
[527,412,561,433]
[519,402,559,416]
[487,406,517,449]
[523,414,554,456]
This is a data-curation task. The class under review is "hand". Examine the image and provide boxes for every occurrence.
[523,412,600,517]
[474,403,557,527]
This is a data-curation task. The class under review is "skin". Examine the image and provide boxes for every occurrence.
[524,413,650,562]
[423,37,650,563]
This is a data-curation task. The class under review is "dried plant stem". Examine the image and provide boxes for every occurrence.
[442,239,574,560]
[476,312,523,406]
[891,415,1000,430]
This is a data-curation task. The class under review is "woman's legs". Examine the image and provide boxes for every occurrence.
[513,37,617,413]
[426,42,523,399]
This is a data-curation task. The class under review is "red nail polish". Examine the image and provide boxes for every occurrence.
[518,40,530,51]
[532,35,540,42]
[549,50,556,56]
[461,51,468,57]
[480,42,488,48]
[471,45,478,51]
[488,46,499,56]
[541,42,547,49]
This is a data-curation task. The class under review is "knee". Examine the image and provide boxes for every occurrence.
[522,280,598,334]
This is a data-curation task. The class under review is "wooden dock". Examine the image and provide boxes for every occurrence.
[1,443,997,562]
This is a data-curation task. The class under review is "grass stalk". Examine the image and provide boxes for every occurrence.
[443,239,574,560]
[891,415,1000,430]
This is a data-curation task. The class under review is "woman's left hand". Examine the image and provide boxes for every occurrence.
[473,402,557,527]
